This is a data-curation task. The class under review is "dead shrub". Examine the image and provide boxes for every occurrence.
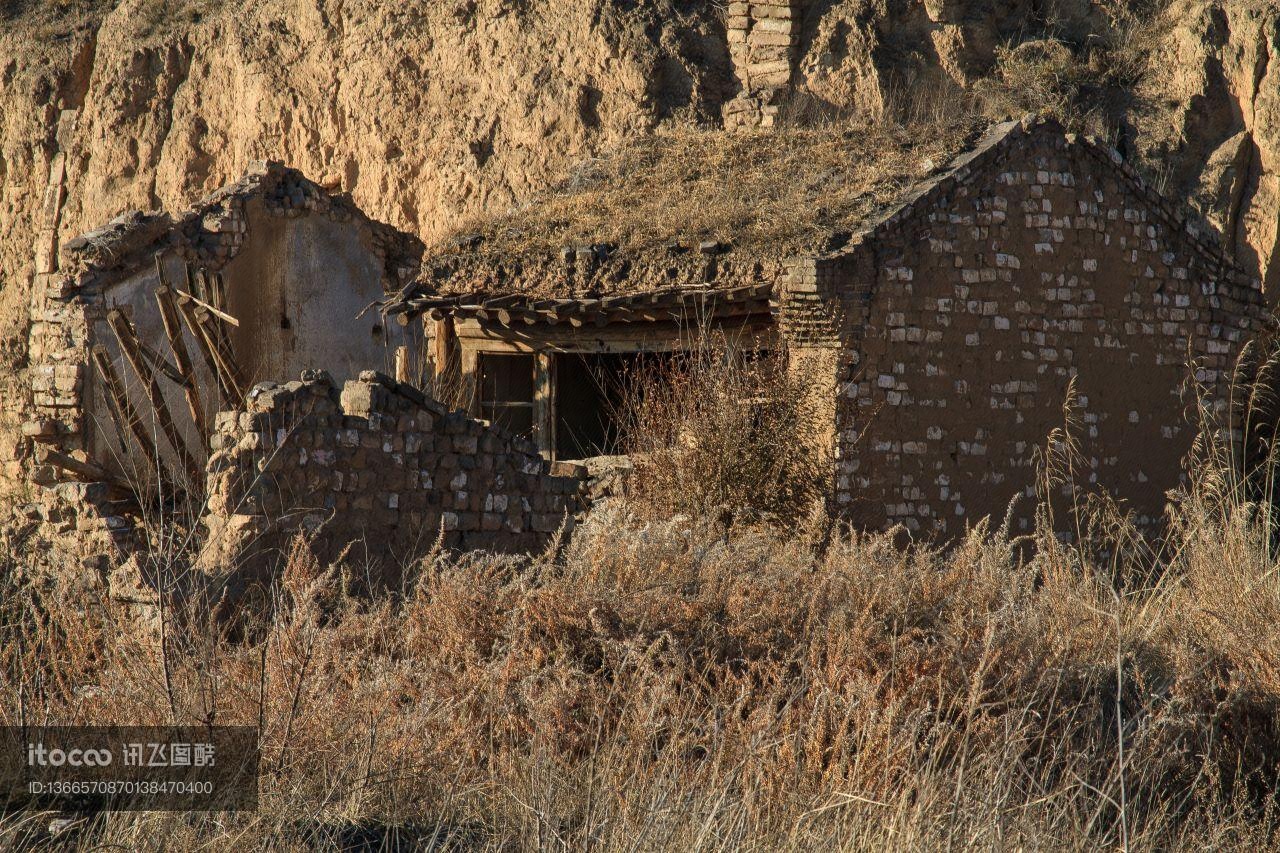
[616,333,831,530]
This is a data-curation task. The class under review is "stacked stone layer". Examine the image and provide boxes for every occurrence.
[724,2,800,131]
[201,370,587,582]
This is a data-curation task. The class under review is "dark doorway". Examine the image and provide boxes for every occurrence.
[555,352,670,459]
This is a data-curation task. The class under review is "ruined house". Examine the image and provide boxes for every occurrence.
[17,114,1273,580]
[381,116,1272,537]
[28,160,423,486]
[22,158,587,577]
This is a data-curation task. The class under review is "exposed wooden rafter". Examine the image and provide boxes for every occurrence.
[91,344,160,475]
[388,283,775,330]
[154,258,210,441]
[106,309,204,484]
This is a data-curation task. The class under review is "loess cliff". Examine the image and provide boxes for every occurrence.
[0,0,1278,443]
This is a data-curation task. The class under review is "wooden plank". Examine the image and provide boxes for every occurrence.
[35,446,112,483]
[197,305,244,398]
[106,309,204,484]
[173,292,234,404]
[210,271,228,314]
[174,293,240,403]
[137,338,188,386]
[181,288,240,327]
[461,348,480,416]
[155,282,210,440]
[395,345,411,384]
[91,344,160,472]
[602,308,636,324]
[534,351,555,458]
[432,317,455,380]
[453,315,779,355]
[482,294,526,309]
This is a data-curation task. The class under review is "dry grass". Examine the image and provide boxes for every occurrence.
[617,334,831,531]
[5,429,1280,849]
[1,4,1276,846]
[423,0,1181,275]
[433,119,977,267]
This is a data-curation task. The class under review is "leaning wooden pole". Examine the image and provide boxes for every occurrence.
[35,446,112,484]
[106,309,204,485]
[193,304,243,401]
[91,344,160,472]
[173,292,236,405]
[155,269,210,440]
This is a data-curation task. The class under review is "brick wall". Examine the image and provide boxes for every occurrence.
[789,121,1270,538]
[199,370,587,587]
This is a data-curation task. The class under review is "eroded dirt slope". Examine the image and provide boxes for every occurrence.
[2,0,1279,368]
[0,0,730,354]
[1132,0,1280,295]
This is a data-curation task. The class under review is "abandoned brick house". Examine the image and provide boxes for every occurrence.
[380,116,1272,536]
[19,114,1272,573]
[29,163,422,486]
[23,158,586,569]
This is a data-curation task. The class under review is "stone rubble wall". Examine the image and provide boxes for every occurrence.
[4,104,139,577]
[200,370,588,586]
[24,107,86,482]
[723,1,801,131]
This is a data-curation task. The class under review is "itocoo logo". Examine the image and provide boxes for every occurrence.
[27,743,112,767]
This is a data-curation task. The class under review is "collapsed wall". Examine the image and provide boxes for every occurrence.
[200,370,588,588]
[10,159,426,584]
[27,160,422,484]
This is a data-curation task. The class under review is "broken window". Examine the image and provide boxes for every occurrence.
[479,353,535,438]
[555,352,674,459]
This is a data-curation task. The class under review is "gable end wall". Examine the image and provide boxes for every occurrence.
[825,127,1268,537]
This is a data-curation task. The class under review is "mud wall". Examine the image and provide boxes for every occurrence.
[200,370,587,587]
[792,122,1269,537]
[224,195,401,386]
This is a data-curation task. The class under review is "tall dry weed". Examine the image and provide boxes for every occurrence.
[4,458,1280,850]
[616,334,831,531]
[6,345,1280,850]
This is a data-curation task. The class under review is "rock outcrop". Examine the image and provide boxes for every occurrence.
[1132,0,1280,297]
[4,0,1280,509]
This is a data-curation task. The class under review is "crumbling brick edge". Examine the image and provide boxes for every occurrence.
[197,369,589,590]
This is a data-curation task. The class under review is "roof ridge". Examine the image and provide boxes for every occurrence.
[823,114,1260,292]
[820,117,1033,259]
